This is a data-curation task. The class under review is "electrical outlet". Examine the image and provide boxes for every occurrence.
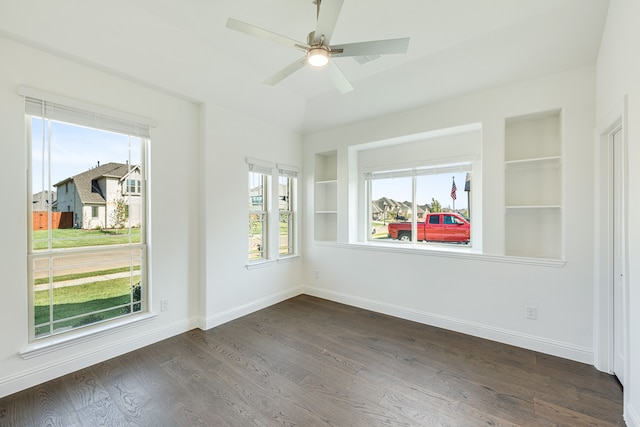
[314,269,320,279]
[160,299,169,312]
[525,305,537,320]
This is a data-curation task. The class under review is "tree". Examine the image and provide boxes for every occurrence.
[431,198,442,213]
[110,198,128,231]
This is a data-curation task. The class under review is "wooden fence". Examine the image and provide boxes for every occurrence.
[32,212,73,230]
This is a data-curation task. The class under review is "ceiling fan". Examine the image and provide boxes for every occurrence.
[226,0,410,94]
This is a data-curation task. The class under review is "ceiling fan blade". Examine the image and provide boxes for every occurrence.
[331,38,410,57]
[312,0,344,45]
[226,18,307,51]
[263,58,308,86]
[327,61,354,94]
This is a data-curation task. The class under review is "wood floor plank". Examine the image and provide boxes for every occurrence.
[0,295,625,426]
[102,371,180,427]
[118,349,230,427]
[0,389,35,427]
[154,340,270,426]
[74,395,130,427]
[61,367,112,412]
[186,325,345,426]
[533,397,624,427]
[295,297,618,424]
[28,379,84,427]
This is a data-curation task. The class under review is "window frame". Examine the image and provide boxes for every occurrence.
[277,165,299,257]
[365,163,472,246]
[247,158,273,262]
[349,124,482,251]
[246,158,300,266]
[22,87,154,343]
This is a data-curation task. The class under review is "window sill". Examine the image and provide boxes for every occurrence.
[245,255,300,270]
[277,254,300,263]
[314,241,566,268]
[20,312,157,360]
[245,259,276,270]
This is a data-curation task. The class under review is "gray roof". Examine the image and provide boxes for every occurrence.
[54,162,137,205]
[371,197,428,215]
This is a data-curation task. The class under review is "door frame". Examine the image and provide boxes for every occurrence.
[594,96,628,384]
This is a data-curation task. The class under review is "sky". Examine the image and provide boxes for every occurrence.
[371,172,469,210]
[31,118,467,211]
[31,118,142,193]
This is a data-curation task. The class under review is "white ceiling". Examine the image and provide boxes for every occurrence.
[0,0,610,133]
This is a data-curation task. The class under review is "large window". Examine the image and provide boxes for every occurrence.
[355,124,480,249]
[367,165,471,245]
[24,89,151,341]
[278,166,298,256]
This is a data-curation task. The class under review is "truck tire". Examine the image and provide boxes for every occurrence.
[398,231,411,242]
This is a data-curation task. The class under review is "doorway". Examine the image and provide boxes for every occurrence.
[612,127,625,385]
[594,105,627,387]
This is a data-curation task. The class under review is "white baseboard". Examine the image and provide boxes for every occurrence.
[0,316,199,398]
[303,286,593,364]
[202,286,303,330]
[0,285,595,399]
[627,404,640,427]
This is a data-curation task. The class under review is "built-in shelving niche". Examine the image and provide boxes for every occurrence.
[314,151,338,242]
[505,110,562,259]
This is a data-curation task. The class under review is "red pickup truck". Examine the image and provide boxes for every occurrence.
[387,212,470,243]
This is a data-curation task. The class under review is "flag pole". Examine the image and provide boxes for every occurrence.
[451,176,457,211]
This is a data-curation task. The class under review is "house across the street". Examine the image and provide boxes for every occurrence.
[31,189,56,212]
[54,162,142,229]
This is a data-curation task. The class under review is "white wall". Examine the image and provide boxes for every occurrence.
[597,0,640,425]
[0,35,304,397]
[303,66,597,364]
[200,103,304,328]
[0,36,199,396]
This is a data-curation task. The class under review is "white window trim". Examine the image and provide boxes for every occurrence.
[316,241,565,268]
[20,312,157,359]
[247,158,273,262]
[23,88,153,342]
[18,86,157,135]
[246,159,301,263]
[277,163,299,258]
[347,121,482,249]
[363,160,474,246]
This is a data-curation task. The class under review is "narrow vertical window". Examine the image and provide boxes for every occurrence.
[23,88,153,341]
[278,165,298,256]
[247,158,273,261]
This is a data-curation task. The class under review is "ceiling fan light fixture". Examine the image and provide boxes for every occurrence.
[307,47,329,67]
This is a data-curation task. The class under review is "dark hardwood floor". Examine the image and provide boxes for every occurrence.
[0,295,624,426]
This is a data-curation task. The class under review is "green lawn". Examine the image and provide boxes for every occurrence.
[33,228,141,250]
[34,276,140,337]
[371,221,390,239]
[33,227,143,337]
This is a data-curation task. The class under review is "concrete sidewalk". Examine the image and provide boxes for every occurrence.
[34,271,141,291]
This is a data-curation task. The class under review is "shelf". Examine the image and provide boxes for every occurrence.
[505,163,561,206]
[505,208,562,259]
[504,110,562,259]
[505,156,561,168]
[506,205,561,210]
[314,151,337,182]
[505,111,561,161]
[314,151,338,242]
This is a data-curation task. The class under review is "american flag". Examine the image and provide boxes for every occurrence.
[451,178,457,200]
